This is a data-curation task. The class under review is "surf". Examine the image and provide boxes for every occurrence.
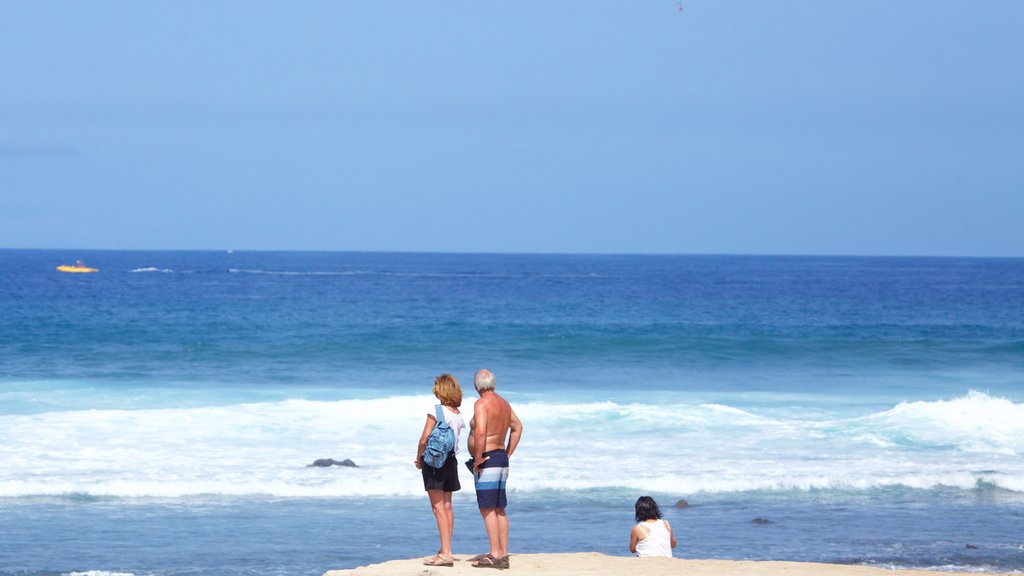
[1,392,1020,500]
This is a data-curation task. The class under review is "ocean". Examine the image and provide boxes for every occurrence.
[1,249,1022,576]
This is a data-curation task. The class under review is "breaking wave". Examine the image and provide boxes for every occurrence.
[0,392,1020,499]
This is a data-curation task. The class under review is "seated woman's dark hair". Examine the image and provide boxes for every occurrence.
[634,496,663,523]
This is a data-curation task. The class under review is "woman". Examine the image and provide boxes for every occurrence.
[415,373,466,567]
[629,496,677,557]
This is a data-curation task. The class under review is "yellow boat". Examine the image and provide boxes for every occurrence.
[57,261,100,273]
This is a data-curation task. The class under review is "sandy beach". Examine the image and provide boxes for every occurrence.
[323,553,1015,576]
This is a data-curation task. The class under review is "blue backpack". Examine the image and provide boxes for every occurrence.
[422,405,455,469]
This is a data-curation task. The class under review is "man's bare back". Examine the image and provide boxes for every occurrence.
[473,391,521,455]
[468,370,522,471]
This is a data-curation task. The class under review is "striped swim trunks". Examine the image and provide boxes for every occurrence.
[474,449,509,509]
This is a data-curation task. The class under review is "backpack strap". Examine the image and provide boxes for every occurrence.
[434,404,446,427]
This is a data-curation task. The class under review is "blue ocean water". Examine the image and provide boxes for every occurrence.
[1,250,1022,576]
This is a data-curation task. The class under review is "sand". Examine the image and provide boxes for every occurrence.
[322,553,1012,576]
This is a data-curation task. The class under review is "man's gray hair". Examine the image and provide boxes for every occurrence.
[474,369,496,392]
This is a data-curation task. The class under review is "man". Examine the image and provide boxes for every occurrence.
[468,369,523,569]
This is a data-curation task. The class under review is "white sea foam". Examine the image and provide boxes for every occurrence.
[0,391,1020,499]
[130,267,173,273]
[64,571,139,576]
[869,390,1024,454]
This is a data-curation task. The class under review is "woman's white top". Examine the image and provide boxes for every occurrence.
[635,519,673,557]
[430,405,465,454]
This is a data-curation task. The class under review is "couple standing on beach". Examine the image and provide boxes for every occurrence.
[414,369,524,569]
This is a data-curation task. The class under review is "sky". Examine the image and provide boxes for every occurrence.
[1,1,1022,256]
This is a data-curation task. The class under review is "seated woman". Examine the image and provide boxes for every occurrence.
[629,496,677,557]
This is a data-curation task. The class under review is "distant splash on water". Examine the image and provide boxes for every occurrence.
[130,267,173,273]
[227,268,372,276]
[1,391,1020,500]
[224,268,544,279]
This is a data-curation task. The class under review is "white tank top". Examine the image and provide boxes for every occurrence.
[635,519,673,557]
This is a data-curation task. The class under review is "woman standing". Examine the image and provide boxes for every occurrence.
[415,373,466,567]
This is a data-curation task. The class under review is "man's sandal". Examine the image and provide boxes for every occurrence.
[471,554,505,569]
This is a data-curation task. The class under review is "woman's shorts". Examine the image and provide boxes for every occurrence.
[422,452,461,492]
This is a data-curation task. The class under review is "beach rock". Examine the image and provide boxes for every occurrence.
[752,517,773,525]
[309,458,358,468]
[674,499,689,509]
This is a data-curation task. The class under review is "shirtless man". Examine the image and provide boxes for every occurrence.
[467,369,523,569]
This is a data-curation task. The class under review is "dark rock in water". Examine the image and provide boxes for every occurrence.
[751,517,773,525]
[309,458,358,468]
[674,499,689,509]
[966,544,979,550]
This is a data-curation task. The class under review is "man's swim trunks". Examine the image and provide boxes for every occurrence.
[474,448,509,509]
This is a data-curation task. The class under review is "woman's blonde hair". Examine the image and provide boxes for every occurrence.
[433,373,463,408]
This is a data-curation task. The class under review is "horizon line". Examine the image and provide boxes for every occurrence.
[2,247,1021,260]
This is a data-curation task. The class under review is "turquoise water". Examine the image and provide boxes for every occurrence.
[1,250,1022,575]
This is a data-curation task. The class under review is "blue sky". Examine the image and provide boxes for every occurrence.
[2,1,1022,256]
